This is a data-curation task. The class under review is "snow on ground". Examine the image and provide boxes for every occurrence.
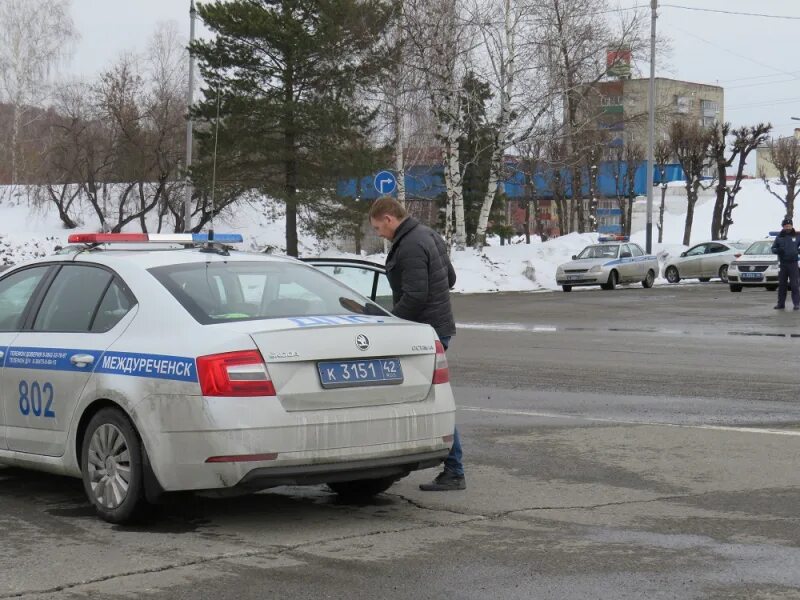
[0,178,792,293]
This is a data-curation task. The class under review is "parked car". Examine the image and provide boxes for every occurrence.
[727,238,781,292]
[0,233,455,523]
[663,241,750,284]
[555,237,659,292]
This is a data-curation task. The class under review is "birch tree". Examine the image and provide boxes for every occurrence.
[471,0,551,247]
[0,0,76,184]
[404,0,475,249]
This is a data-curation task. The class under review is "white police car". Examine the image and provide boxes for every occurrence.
[0,233,455,523]
[556,236,659,292]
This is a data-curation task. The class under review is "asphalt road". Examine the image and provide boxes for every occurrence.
[3,283,800,600]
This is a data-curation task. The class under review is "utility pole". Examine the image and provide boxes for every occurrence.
[183,0,197,233]
[645,0,657,253]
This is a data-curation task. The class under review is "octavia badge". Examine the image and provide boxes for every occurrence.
[355,334,370,351]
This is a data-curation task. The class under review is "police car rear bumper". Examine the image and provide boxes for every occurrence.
[235,448,448,491]
[133,386,455,491]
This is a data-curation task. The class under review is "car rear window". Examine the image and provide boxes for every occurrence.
[149,260,390,325]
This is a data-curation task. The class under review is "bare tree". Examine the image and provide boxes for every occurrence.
[470,0,551,247]
[516,136,548,243]
[707,122,770,240]
[762,135,800,223]
[537,0,646,233]
[44,81,117,230]
[610,141,643,237]
[654,139,670,243]
[404,0,475,248]
[142,22,190,232]
[669,119,714,246]
[0,0,77,183]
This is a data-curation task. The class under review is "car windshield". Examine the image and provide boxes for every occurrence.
[149,260,390,325]
[744,241,774,255]
[577,245,619,259]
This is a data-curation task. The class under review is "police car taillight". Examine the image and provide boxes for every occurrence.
[196,350,276,397]
[432,341,449,384]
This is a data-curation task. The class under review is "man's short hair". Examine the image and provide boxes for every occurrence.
[369,196,407,220]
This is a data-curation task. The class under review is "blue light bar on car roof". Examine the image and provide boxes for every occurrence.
[67,232,243,244]
[598,235,629,242]
[768,231,780,237]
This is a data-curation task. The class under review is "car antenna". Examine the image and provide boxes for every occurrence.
[201,82,224,255]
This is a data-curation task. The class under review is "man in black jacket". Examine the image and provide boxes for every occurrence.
[771,217,800,310]
[369,196,465,491]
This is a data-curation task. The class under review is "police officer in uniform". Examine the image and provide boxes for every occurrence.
[771,217,800,310]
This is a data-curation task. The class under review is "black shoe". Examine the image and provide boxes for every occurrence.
[419,471,466,491]
[774,305,785,309]
[794,306,799,311]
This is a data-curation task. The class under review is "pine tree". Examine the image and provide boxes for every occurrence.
[458,71,493,245]
[193,0,395,256]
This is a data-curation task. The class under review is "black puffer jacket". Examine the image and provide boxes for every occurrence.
[772,229,800,264]
[385,218,456,339]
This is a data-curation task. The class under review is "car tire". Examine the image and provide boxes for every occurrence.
[642,270,655,288]
[665,266,680,283]
[601,270,618,291]
[766,285,778,292]
[328,476,398,500]
[699,277,711,282]
[562,285,572,292]
[730,284,743,292]
[718,265,729,283]
[81,408,150,524]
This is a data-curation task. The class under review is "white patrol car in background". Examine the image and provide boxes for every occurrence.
[728,235,784,292]
[555,236,659,292]
[0,233,455,523]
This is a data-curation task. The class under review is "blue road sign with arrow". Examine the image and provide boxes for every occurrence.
[374,171,397,195]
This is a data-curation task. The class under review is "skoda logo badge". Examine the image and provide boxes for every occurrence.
[355,334,370,351]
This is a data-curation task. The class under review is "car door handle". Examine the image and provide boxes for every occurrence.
[70,354,95,368]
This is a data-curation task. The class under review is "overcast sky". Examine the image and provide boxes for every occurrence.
[67,0,800,140]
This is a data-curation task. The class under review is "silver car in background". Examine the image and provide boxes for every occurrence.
[556,238,659,292]
[663,241,750,284]
[728,238,780,292]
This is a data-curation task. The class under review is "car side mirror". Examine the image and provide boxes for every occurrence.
[680,252,687,257]
[571,255,577,260]
[620,252,632,259]
[734,253,742,258]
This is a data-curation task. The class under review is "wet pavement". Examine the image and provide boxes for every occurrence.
[3,284,800,599]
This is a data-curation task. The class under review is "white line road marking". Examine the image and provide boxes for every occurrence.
[460,406,800,436]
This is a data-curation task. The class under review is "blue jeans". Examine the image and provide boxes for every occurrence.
[439,336,464,477]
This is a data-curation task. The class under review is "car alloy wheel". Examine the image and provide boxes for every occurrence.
[81,408,149,523]
[87,423,131,510]
[665,266,680,283]
[718,265,729,283]
[642,270,655,289]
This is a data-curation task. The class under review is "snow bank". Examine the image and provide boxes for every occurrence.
[0,178,792,293]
